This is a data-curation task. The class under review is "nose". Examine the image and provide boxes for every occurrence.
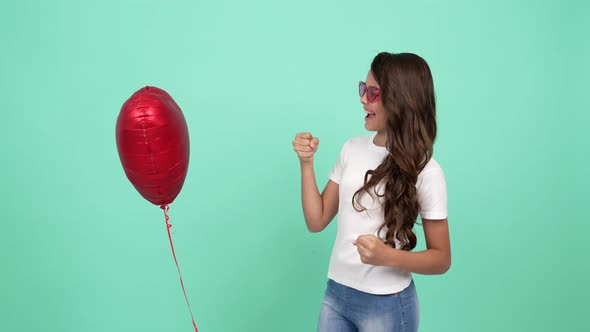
[360,92,368,105]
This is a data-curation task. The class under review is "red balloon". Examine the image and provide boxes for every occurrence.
[116,86,190,206]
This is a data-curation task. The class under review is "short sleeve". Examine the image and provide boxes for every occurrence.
[417,167,448,220]
[328,141,348,184]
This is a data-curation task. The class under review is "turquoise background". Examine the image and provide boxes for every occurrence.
[1,0,588,331]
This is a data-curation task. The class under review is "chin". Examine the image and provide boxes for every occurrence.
[364,123,377,131]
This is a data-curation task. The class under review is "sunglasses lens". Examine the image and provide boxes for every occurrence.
[368,88,375,101]
[359,81,366,97]
[368,87,380,102]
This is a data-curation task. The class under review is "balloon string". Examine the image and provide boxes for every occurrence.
[161,204,199,332]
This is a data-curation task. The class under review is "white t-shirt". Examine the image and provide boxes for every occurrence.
[327,133,448,294]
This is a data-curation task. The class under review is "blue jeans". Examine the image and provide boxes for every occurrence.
[318,279,419,332]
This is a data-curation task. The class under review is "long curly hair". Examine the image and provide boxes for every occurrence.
[352,52,437,251]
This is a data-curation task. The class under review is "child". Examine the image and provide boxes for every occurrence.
[292,52,451,332]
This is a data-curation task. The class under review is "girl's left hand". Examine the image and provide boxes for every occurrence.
[353,234,390,266]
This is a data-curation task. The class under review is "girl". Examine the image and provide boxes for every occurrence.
[292,52,451,332]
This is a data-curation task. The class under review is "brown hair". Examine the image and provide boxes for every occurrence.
[353,52,437,251]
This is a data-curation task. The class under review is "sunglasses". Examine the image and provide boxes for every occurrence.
[359,81,381,103]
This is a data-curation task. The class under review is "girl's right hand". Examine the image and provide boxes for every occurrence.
[292,132,319,164]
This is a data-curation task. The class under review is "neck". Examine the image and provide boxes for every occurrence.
[373,130,387,147]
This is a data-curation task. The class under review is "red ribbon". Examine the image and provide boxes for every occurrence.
[161,204,199,332]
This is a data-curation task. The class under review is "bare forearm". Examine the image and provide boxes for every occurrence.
[383,247,451,275]
[300,162,324,232]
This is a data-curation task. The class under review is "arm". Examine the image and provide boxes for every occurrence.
[355,218,451,274]
[385,218,451,274]
[293,132,339,233]
[300,162,339,232]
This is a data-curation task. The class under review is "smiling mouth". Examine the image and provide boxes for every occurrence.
[365,111,376,119]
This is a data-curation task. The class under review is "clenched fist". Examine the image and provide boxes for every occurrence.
[354,234,389,266]
[292,132,320,163]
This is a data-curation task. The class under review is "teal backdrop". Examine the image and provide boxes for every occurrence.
[1,0,588,331]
